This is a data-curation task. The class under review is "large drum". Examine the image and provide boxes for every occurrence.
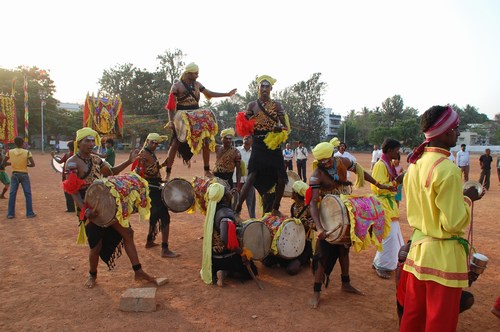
[84,181,117,227]
[51,158,64,173]
[283,170,301,197]
[262,215,305,259]
[237,220,272,261]
[319,194,351,245]
[173,108,217,143]
[161,178,195,213]
[84,173,149,228]
[192,176,230,214]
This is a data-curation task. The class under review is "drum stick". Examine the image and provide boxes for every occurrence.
[246,264,264,290]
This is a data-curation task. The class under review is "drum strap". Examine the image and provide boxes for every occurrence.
[181,80,200,102]
[257,100,279,124]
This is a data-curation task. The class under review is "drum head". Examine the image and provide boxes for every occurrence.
[277,220,306,259]
[51,158,63,173]
[162,178,195,213]
[84,181,117,227]
[463,181,483,196]
[240,221,272,261]
[319,195,349,244]
[173,111,187,143]
[284,170,301,197]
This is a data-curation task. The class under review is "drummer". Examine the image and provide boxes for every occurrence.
[63,127,155,288]
[163,62,237,180]
[262,180,313,275]
[308,138,395,308]
[134,133,179,258]
[200,182,257,287]
[213,128,241,190]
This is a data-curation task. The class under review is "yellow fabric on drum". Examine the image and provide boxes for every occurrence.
[269,216,302,255]
[340,194,389,253]
[102,173,151,228]
[180,111,218,155]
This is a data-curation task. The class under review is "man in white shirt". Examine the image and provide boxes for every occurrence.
[455,144,470,181]
[283,143,294,171]
[371,144,382,170]
[334,142,356,179]
[234,135,256,218]
[295,141,308,182]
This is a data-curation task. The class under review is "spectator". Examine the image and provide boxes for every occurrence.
[295,141,308,182]
[456,144,470,181]
[478,148,493,190]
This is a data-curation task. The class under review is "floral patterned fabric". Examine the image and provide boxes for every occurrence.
[102,173,151,228]
[340,194,387,253]
[181,109,218,155]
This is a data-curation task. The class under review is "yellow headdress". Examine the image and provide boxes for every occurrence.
[257,75,277,86]
[183,62,199,75]
[329,137,340,147]
[292,180,308,197]
[146,133,168,142]
[200,183,226,284]
[312,142,334,161]
[143,133,169,149]
[220,128,235,138]
[74,127,100,154]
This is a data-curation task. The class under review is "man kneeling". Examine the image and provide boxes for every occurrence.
[200,183,257,286]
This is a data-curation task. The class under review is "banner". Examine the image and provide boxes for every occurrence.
[0,94,18,142]
[23,75,28,142]
[83,93,123,137]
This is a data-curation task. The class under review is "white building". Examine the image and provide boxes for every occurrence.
[57,102,81,112]
[322,108,342,140]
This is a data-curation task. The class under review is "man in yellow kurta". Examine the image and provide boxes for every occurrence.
[371,138,404,279]
[400,105,484,332]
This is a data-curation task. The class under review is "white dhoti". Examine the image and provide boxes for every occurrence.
[373,221,404,271]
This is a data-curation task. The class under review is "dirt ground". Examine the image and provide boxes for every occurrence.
[0,151,499,332]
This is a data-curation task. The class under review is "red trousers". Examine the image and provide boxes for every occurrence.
[400,273,462,332]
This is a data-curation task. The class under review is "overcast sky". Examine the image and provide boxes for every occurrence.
[2,0,499,119]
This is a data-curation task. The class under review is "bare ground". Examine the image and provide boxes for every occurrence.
[1,151,499,331]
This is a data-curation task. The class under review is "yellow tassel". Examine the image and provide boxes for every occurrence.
[241,247,253,260]
[76,221,87,245]
[264,130,288,150]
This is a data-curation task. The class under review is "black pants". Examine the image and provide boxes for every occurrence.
[284,160,293,171]
[479,169,491,190]
[296,159,307,182]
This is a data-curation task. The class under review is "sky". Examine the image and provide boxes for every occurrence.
[2,0,499,119]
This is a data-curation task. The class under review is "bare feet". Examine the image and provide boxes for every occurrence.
[216,270,225,287]
[341,282,364,295]
[162,248,180,258]
[145,241,159,249]
[134,269,156,283]
[85,274,97,289]
[204,170,214,178]
[310,292,320,309]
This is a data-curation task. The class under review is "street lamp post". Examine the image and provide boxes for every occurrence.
[343,118,346,144]
[39,90,47,153]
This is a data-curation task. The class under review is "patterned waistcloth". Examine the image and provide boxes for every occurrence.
[180,109,218,155]
[340,194,388,253]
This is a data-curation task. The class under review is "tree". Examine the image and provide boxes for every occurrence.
[279,73,326,147]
